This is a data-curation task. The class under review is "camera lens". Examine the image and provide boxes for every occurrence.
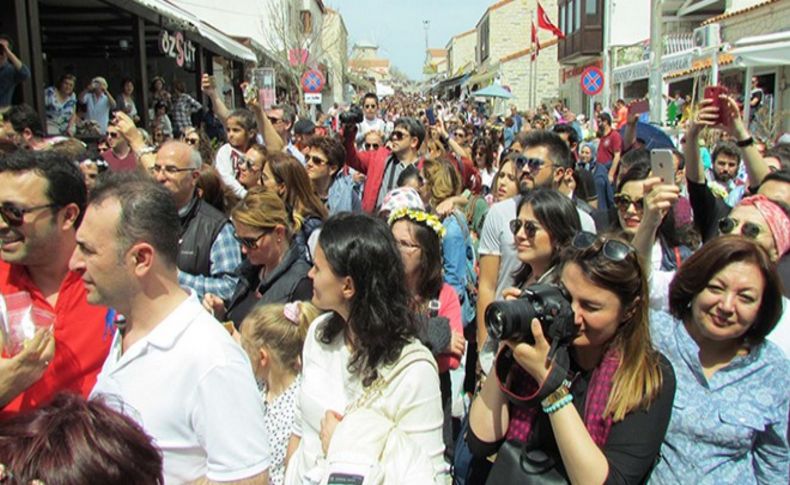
[485,299,538,344]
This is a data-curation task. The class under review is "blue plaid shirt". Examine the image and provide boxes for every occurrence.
[178,222,241,301]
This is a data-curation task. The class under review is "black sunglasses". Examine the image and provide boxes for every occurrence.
[571,231,634,262]
[234,228,272,249]
[613,193,644,212]
[0,202,59,227]
[718,217,761,239]
[390,131,408,141]
[364,142,380,150]
[509,219,540,238]
[513,156,549,173]
[306,154,329,166]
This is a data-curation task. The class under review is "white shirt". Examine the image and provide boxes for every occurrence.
[214,143,247,199]
[286,142,306,165]
[90,292,270,484]
[286,313,446,484]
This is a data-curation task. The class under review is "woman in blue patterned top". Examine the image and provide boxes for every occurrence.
[44,73,77,135]
[650,236,789,484]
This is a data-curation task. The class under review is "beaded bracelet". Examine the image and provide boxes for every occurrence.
[543,393,573,414]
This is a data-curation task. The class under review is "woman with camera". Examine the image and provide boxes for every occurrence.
[468,232,676,484]
[649,236,789,483]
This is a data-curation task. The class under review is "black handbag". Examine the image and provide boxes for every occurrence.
[485,439,567,484]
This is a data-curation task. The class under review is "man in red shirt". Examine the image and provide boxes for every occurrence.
[595,112,623,211]
[0,150,112,416]
[101,123,137,172]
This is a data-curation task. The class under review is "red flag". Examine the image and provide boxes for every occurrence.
[537,2,564,39]
[531,22,540,60]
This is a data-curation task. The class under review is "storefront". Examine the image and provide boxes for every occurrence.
[3,0,256,127]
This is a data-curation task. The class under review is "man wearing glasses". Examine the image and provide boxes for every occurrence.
[266,103,304,164]
[0,150,112,416]
[100,123,136,172]
[356,92,389,145]
[151,141,240,302]
[344,116,425,213]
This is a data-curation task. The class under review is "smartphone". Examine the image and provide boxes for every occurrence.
[425,108,436,126]
[651,149,675,184]
[704,85,729,123]
[629,99,649,116]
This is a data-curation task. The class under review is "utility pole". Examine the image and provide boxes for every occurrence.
[648,0,663,123]
[601,0,612,111]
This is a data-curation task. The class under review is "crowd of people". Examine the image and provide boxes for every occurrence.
[0,43,788,485]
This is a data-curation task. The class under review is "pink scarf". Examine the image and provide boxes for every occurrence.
[505,347,620,447]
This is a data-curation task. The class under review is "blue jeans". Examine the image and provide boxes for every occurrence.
[594,161,615,211]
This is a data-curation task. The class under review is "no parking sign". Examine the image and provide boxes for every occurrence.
[581,67,604,96]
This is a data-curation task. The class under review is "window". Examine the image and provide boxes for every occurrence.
[567,0,574,33]
[586,0,597,15]
[575,0,581,30]
[560,4,566,35]
[301,10,313,34]
[478,16,490,62]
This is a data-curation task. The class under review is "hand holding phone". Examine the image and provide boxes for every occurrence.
[650,149,675,184]
[704,85,729,124]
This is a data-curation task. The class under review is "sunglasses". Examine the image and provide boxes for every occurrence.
[454,132,466,138]
[234,228,272,249]
[185,137,199,146]
[306,154,329,166]
[390,131,408,141]
[514,156,550,173]
[613,193,644,212]
[0,202,59,227]
[571,231,634,262]
[108,132,119,139]
[267,116,282,124]
[364,104,377,109]
[509,219,540,238]
[364,143,380,150]
[718,217,761,239]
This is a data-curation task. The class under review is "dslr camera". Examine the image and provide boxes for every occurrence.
[339,104,364,125]
[485,284,576,346]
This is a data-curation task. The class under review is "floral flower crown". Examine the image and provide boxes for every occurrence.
[388,207,446,239]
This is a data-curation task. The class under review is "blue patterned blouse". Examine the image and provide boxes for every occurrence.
[44,86,76,135]
[648,310,789,484]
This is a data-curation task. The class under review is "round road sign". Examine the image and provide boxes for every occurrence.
[581,67,604,96]
[301,69,325,94]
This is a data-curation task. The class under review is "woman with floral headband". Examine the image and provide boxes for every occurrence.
[239,301,321,485]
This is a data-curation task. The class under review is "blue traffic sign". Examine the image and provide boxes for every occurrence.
[581,67,604,96]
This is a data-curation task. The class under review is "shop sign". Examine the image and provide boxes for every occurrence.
[159,30,197,69]
[562,60,603,83]
[613,52,693,84]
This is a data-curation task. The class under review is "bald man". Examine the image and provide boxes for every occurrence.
[150,141,240,301]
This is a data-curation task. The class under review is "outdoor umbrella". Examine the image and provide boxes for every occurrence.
[471,84,514,99]
[619,122,675,150]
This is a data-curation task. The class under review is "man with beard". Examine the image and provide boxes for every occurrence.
[707,141,745,206]
[595,112,621,210]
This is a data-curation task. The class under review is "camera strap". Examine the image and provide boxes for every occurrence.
[494,345,571,407]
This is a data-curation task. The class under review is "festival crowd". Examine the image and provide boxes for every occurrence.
[0,36,788,484]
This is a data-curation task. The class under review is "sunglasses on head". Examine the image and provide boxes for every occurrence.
[0,202,59,227]
[613,193,644,212]
[364,142,380,150]
[718,217,761,239]
[509,219,540,238]
[571,231,634,262]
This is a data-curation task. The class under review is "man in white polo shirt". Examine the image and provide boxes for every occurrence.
[70,172,270,484]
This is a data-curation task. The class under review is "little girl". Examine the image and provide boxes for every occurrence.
[239,301,321,485]
[214,108,258,199]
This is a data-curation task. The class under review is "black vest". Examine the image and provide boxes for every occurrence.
[177,198,228,277]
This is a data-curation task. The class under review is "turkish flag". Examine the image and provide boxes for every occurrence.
[537,2,565,39]
[531,22,541,61]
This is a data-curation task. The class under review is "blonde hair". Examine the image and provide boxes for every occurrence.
[241,302,321,373]
[421,157,462,207]
[231,186,297,236]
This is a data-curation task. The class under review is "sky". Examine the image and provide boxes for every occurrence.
[326,0,493,80]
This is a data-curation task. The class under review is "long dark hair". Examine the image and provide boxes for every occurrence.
[391,216,443,303]
[512,189,581,287]
[318,213,420,387]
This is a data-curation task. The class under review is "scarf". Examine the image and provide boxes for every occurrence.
[505,346,620,447]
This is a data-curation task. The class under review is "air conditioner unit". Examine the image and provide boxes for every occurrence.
[693,24,721,49]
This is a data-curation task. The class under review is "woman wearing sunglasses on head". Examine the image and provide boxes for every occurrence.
[468,232,675,484]
[202,187,313,330]
[648,236,789,483]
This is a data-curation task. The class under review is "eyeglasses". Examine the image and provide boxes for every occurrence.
[0,202,59,227]
[571,231,634,262]
[148,164,194,175]
[718,217,761,239]
[514,156,552,173]
[364,143,380,150]
[613,193,644,212]
[185,137,199,146]
[234,229,272,249]
[305,154,329,166]
[390,131,409,141]
[509,219,541,238]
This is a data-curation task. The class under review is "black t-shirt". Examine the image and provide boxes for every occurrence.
[468,353,676,484]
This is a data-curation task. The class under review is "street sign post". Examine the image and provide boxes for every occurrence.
[301,69,325,94]
[581,66,604,96]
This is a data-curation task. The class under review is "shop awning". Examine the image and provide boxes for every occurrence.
[730,31,790,66]
[131,0,257,62]
[464,63,500,88]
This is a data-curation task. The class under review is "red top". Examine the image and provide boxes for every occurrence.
[596,129,623,165]
[435,283,463,373]
[343,127,393,213]
[101,148,138,172]
[0,262,113,417]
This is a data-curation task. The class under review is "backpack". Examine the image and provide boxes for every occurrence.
[317,343,441,485]
[451,211,478,328]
